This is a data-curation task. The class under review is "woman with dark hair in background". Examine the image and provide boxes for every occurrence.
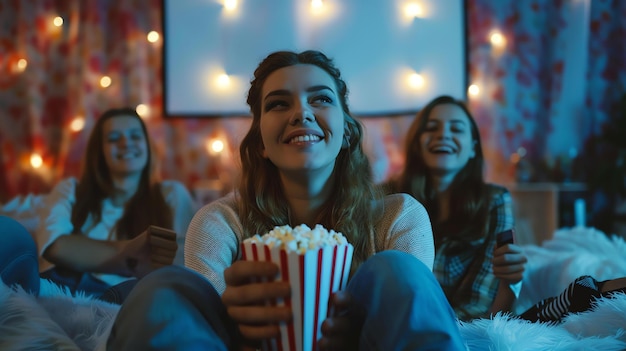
[386,95,626,323]
[36,107,195,296]
[385,95,527,320]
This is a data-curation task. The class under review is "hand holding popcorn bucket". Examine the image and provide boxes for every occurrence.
[241,224,354,351]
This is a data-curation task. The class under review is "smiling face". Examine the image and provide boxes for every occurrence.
[419,103,476,178]
[101,115,149,177]
[259,64,345,174]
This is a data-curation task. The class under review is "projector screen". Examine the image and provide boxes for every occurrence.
[163,0,467,117]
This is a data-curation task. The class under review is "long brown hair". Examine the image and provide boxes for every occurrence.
[71,108,172,239]
[392,95,490,247]
[239,50,381,267]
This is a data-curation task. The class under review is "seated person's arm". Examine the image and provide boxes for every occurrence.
[185,196,287,348]
[37,178,131,275]
[43,234,130,275]
[382,194,435,270]
[487,190,527,315]
[489,242,526,315]
[162,180,197,266]
[43,226,177,278]
[38,178,176,278]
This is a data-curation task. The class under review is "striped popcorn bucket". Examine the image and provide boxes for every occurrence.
[240,242,354,351]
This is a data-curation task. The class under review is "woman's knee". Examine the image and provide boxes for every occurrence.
[130,265,192,295]
[348,250,439,296]
[362,250,431,277]
[0,216,40,294]
[126,265,220,306]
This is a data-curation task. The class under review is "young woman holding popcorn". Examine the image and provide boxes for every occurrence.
[107,51,465,350]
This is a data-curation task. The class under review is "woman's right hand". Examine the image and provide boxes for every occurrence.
[222,260,292,345]
[492,243,527,284]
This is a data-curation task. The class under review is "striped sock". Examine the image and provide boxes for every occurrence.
[520,275,601,323]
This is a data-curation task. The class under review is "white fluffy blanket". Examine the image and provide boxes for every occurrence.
[0,280,117,351]
[1,227,626,351]
[514,226,626,314]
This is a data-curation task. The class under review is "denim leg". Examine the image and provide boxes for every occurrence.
[106,265,240,351]
[40,267,111,296]
[99,278,138,304]
[347,250,465,351]
[0,215,40,295]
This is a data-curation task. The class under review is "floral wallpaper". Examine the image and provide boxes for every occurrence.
[0,0,624,210]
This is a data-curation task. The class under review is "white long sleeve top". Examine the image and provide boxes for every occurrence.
[36,177,196,286]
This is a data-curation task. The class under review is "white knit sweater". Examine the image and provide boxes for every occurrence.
[185,192,434,294]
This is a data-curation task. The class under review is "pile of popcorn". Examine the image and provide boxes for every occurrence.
[244,224,348,254]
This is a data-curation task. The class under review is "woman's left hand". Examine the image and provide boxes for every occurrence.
[119,225,178,278]
[318,290,360,351]
[492,243,527,284]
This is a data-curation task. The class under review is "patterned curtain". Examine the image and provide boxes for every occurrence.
[1,0,164,198]
[585,0,626,133]
[467,0,626,184]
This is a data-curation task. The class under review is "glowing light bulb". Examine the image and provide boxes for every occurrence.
[224,0,237,11]
[53,16,64,27]
[30,153,43,169]
[311,0,323,9]
[408,73,424,89]
[100,75,112,88]
[136,104,149,118]
[490,32,506,47]
[211,140,225,153]
[17,59,28,71]
[70,116,85,132]
[147,31,160,43]
[468,84,480,96]
[404,3,423,18]
[216,74,231,88]
[206,139,225,155]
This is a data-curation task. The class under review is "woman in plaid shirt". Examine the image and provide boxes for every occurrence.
[385,95,528,321]
[387,95,626,323]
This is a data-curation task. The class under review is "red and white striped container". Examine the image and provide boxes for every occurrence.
[240,242,354,351]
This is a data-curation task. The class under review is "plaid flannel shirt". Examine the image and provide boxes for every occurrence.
[432,184,514,321]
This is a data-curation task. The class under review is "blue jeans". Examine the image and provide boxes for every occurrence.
[0,215,136,303]
[40,266,112,296]
[39,267,138,303]
[107,250,464,350]
[0,215,40,294]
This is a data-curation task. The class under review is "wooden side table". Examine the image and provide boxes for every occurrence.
[506,182,587,246]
